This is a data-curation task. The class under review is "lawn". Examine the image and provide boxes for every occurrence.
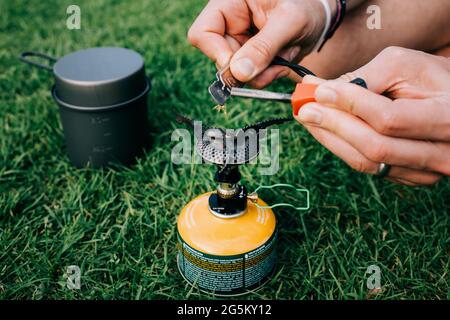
[0,0,448,300]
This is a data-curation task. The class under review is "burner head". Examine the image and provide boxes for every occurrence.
[176,115,292,166]
[196,128,259,165]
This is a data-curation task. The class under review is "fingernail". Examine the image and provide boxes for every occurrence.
[288,47,301,62]
[274,69,288,80]
[302,75,320,84]
[315,85,337,103]
[296,106,322,125]
[231,58,255,80]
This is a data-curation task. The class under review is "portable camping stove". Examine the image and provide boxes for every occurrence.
[175,115,307,296]
[175,56,328,295]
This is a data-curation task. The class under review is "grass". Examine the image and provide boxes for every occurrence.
[0,0,448,300]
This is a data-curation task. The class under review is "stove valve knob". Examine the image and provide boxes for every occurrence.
[247,192,258,203]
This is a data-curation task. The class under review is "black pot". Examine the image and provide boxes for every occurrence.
[20,47,151,168]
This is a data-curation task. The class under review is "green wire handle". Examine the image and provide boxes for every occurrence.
[252,183,310,211]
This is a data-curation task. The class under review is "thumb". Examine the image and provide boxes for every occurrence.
[230,7,307,82]
[333,47,424,94]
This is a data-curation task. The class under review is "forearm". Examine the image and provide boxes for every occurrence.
[302,0,450,79]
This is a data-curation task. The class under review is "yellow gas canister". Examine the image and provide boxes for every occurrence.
[177,192,276,296]
[174,116,306,296]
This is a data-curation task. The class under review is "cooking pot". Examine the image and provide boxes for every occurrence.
[20,47,151,168]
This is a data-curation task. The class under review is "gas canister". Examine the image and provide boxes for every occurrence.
[175,116,308,296]
[177,192,276,296]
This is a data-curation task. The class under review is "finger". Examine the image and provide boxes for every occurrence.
[315,81,450,141]
[296,103,450,173]
[334,47,431,93]
[249,47,305,88]
[386,176,439,187]
[302,75,326,85]
[300,124,379,174]
[385,177,418,187]
[300,124,442,185]
[249,58,305,88]
[230,3,308,82]
[387,167,442,186]
[278,47,308,83]
[215,35,246,70]
[188,0,249,67]
[225,34,243,52]
[248,65,287,89]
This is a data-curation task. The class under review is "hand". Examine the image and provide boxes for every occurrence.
[295,47,450,186]
[188,0,331,88]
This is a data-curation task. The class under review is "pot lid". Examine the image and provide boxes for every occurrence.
[53,47,147,107]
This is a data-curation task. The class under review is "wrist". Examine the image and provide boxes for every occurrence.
[311,0,333,52]
[326,0,338,19]
[317,0,347,51]
[300,0,341,53]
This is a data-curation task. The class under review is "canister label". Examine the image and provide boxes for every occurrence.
[177,232,276,295]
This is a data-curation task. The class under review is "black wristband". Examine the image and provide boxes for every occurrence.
[318,0,346,51]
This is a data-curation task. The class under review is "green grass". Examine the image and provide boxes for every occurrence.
[0,0,448,300]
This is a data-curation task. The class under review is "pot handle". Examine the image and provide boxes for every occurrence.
[19,51,57,72]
